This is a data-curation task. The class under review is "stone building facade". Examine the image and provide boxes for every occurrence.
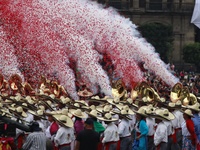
[97,0,198,69]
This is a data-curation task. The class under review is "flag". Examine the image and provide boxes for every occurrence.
[191,0,200,29]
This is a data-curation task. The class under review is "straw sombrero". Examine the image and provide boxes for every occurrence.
[86,109,101,118]
[120,98,138,109]
[115,105,135,115]
[46,108,72,118]
[107,98,122,106]
[8,104,27,118]
[70,109,87,118]
[97,112,118,122]
[96,105,114,114]
[38,100,54,111]
[133,106,148,117]
[28,109,46,120]
[70,102,89,111]
[187,102,200,112]
[53,114,73,128]
[78,89,93,97]
[89,96,107,104]
[60,96,71,104]
[167,100,182,109]
[154,108,175,121]
[145,105,155,115]
[182,109,193,117]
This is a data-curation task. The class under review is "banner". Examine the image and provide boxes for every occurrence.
[191,0,200,29]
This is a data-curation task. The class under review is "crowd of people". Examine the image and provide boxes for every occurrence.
[0,72,200,150]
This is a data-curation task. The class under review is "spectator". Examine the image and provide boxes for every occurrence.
[75,118,100,150]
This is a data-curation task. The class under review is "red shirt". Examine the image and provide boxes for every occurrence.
[186,119,196,145]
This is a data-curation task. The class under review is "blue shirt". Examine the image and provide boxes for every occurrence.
[138,120,148,150]
[192,113,200,142]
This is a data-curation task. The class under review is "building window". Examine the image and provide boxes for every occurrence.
[149,0,162,10]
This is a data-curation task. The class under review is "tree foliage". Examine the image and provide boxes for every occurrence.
[138,23,174,63]
[183,43,200,67]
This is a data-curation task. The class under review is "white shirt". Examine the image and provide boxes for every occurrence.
[154,121,168,146]
[36,120,45,132]
[102,122,119,143]
[171,110,184,129]
[163,120,174,136]
[54,126,75,146]
[25,112,34,123]
[45,122,52,139]
[129,114,136,131]
[146,117,155,136]
[181,121,190,136]
[118,119,131,137]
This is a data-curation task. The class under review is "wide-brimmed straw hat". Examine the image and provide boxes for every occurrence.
[78,89,93,97]
[145,104,155,115]
[70,101,89,111]
[60,96,71,104]
[53,114,73,128]
[70,109,87,118]
[187,102,200,112]
[86,110,101,118]
[153,108,175,121]
[96,105,114,114]
[46,108,72,118]
[28,109,46,120]
[107,98,122,106]
[38,100,54,111]
[133,106,148,117]
[89,96,107,104]
[182,109,193,117]
[25,96,37,105]
[120,98,138,109]
[1,108,13,118]
[167,100,182,109]
[115,105,135,115]
[97,112,118,122]
[8,104,27,118]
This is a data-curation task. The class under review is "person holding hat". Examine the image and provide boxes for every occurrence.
[134,106,149,150]
[53,115,75,150]
[22,122,47,150]
[181,109,196,150]
[75,118,100,150]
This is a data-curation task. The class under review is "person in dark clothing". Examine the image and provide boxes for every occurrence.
[75,118,100,150]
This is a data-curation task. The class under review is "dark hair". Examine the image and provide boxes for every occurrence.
[29,122,41,132]
[85,118,94,125]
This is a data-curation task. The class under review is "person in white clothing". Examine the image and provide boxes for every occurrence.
[153,108,175,150]
[168,101,184,149]
[118,114,132,150]
[145,106,156,150]
[53,114,75,150]
[97,112,119,150]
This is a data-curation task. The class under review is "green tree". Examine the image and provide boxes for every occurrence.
[138,23,174,63]
[183,43,200,68]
